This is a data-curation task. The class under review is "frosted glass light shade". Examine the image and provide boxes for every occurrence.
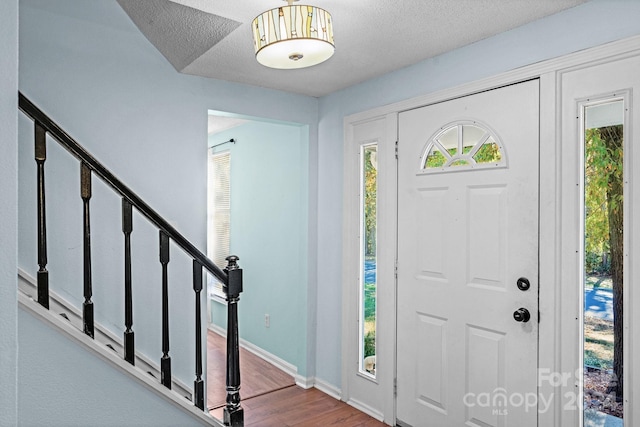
[252,5,334,69]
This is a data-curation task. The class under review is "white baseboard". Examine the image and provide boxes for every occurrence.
[294,375,315,389]
[207,324,294,377]
[208,324,319,391]
[208,323,389,422]
[313,377,342,400]
[346,397,385,422]
[209,323,347,405]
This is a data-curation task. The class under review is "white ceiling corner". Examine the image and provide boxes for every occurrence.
[121,0,588,97]
[208,115,248,135]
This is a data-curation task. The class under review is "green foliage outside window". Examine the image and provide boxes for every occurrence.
[362,146,377,361]
[425,142,502,168]
[364,147,377,257]
[584,127,623,275]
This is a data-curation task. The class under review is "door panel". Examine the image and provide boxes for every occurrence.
[397,80,540,427]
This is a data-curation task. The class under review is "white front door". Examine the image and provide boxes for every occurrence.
[397,80,540,427]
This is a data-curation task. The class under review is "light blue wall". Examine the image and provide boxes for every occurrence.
[18,307,209,427]
[313,0,640,387]
[18,0,318,391]
[208,120,309,374]
[0,1,19,425]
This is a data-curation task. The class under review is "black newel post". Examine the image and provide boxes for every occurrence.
[122,198,135,365]
[193,260,205,410]
[223,255,244,427]
[159,230,172,389]
[81,162,94,338]
[34,123,49,309]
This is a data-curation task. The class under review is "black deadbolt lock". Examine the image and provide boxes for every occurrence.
[517,277,530,291]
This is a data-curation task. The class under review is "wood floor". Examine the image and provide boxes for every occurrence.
[206,329,296,409]
[206,330,387,426]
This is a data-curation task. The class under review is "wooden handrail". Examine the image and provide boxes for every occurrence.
[18,92,228,284]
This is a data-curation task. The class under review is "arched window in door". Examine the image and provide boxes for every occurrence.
[420,120,507,172]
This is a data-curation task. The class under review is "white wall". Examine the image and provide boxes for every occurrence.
[18,0,318,390]
[0,1,18,425]
[313,0,640,388]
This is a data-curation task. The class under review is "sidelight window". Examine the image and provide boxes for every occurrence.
[581,99,625,424]
[359,144,377,378]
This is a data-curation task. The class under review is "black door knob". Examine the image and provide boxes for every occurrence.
[513,307,531,323]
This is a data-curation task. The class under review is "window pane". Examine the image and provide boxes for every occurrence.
[424,144,447,168]
[461,124,484,154]
[473,140,502,164]
[422,122,505,171]
[583,100,624,424]
[360,144,377,377]
[450,159,469,167]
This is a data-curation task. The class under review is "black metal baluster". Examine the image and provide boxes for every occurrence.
[159,230,171,389]
[81,162,94,338]
[34,123,49,309]
[123,198,135,365]
[193,260,205,410]
[223,255,244,427]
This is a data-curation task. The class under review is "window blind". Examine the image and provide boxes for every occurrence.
[207,150,231,301]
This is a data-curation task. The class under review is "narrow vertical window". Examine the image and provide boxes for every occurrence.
[360,144,377,377]
[208,150,231,301]
[583,100,624,424]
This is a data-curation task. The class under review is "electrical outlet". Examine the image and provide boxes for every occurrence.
[264,314,270,328]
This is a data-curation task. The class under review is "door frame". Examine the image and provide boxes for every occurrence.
[341,113,397,424]
[342,35,640,426]
[557,58,639,427]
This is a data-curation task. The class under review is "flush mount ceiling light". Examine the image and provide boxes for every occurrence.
[252,0,335,69]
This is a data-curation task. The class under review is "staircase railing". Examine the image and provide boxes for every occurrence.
[18,92,244,426]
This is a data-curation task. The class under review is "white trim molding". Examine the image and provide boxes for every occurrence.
[208,324,342,397]
[207,324,313,388]
[313,377,342,400]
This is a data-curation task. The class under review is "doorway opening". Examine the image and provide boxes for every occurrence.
[204,110,310,413]
[581,99,625,425]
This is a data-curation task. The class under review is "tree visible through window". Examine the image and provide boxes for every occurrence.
[360,144,377,377]
[583,100,624,422]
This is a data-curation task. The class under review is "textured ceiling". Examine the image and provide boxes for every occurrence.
[117,0,241,72]
[119,0,587,97]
